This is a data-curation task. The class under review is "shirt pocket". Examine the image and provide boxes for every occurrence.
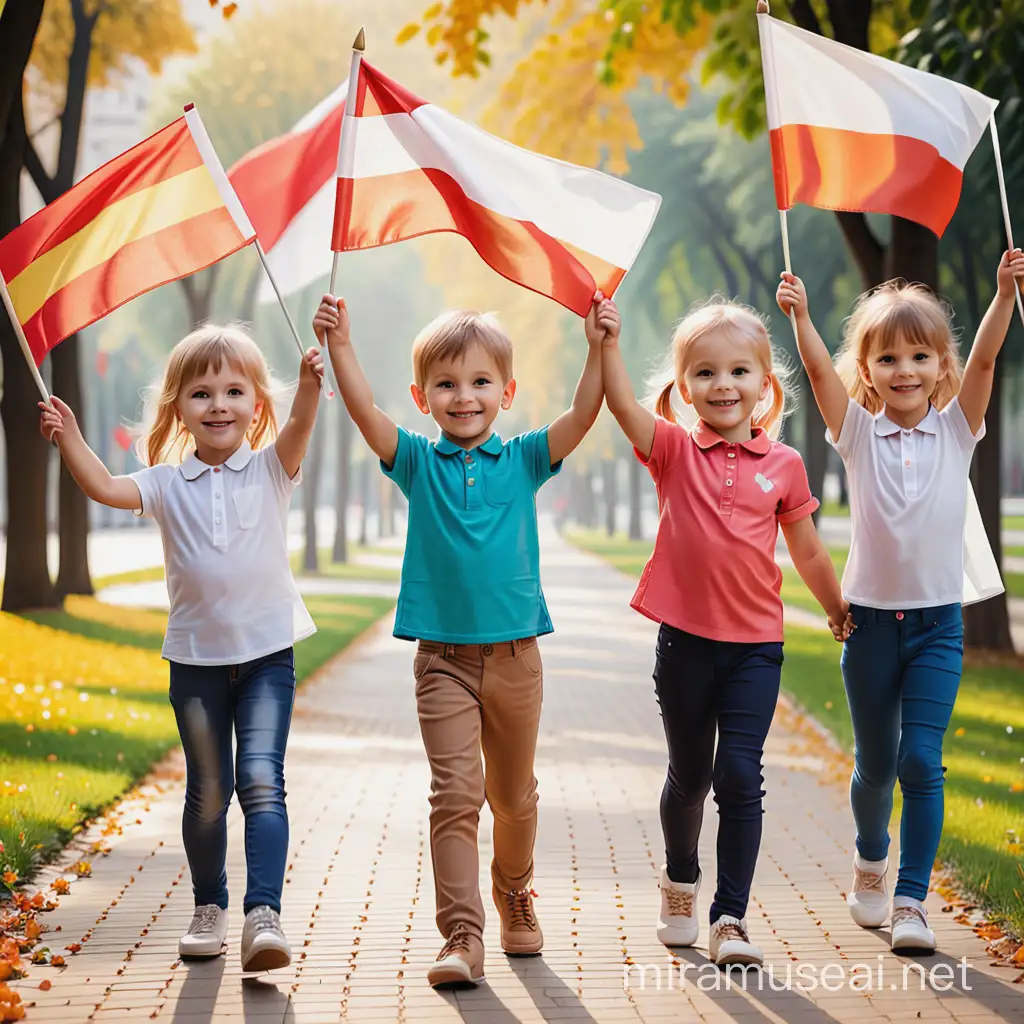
[232,485,263,530]
[482,464,516,507]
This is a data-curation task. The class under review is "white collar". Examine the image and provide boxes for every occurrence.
[874,404,939,437]
[180,440,254,480]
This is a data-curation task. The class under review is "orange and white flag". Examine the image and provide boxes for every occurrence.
[0,106,255,365]
[331,61,661,316]
[758,13,998,236]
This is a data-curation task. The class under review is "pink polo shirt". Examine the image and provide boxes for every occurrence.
[632,418,818,643]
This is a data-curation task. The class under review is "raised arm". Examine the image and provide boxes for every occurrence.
[547,295,616,465]
[39,397,141,510]
[275,347,325,479]
[314,294,399,466]
[780,516,852,642]
[959,248,1024,435]
[777,272,849,442]
[600,312,656,459]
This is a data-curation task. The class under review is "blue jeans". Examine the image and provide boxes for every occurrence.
[841,604,963,901]
[653,624,783,923]
[168,648,296,914]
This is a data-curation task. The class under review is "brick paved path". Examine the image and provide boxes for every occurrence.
[13,527,1024,1023]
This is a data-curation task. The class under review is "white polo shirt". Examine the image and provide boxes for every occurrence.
[829,397,983,610]
[131,441,315,666]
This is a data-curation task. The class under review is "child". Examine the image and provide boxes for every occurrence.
[39,325,323,972]
[601,298,851,967]
[313,292,616,987]
[777,251,1024,952]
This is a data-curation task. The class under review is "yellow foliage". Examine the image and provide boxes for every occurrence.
[30,0,196,89]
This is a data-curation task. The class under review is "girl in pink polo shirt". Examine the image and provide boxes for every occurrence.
[602,298,850,967]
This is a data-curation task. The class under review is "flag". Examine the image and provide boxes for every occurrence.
[228,81,347,302]
[0,106,255,366]
[331,61,661,316]
[758,14,998,237]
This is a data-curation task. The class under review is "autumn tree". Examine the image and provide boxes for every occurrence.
[20,0,194,601]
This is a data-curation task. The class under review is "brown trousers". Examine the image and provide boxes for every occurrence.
[413,637,544,940]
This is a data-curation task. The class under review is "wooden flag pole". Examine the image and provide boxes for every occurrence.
[329,27,365,297]
[989,115,1024,330]
[0,270,50,404]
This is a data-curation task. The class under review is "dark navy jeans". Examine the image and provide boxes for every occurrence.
[841,604,963,901]
[653,624,783,924]
[169,648,296,914]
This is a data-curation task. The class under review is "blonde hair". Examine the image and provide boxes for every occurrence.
[834,281,963,413]
[644,296,793,440]
[137,324,279,466]
[411,310,513,390]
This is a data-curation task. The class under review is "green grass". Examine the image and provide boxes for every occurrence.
[290,547,400,581]
[565,526,1024,938]
[1005,516,1024,532]
[0,588,394,886]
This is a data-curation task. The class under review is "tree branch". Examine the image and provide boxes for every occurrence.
[23,137,57,203]
[786,0,824,36]
[28,111,63,141]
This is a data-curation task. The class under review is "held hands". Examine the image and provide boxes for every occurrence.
[827,603,855,643]
[776,272,810,322]
[996,248,1024,298]
[38,396,80,445]
[299,346,325,389]
[585,291,622,347]
[312,294,351,350]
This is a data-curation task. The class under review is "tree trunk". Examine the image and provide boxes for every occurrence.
[358,459,370,546]
[332,406,352,562]
[179,267,219,327]
[379,477,394,538]
[302,419,323,573]
[628,454,642,540]
[52,335,92,596]
[886,217,939,290]
[603,459,617,536]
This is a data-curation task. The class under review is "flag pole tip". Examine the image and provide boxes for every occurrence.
[183,102,195,112]
[756,1,769,12]
[353,26,365,51]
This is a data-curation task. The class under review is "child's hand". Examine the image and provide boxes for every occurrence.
[312,294,350,350]
[827,603,855,643]
[585,291,621,347]
[299,346,325,388]
[777,272,809,321]
[38,396,79,445]
[996,248,1024,298]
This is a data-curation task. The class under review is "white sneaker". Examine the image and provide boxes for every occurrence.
[847,854,889,928]
[657,866,700,947]
[891,899,936,953]
[709,915,763,967]
[178,905,228,958]
[240,905,292,972]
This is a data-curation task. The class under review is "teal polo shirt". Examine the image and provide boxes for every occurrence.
[382,426,561,643]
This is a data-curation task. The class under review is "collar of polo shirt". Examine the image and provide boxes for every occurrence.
[433,433,504,456]
[874,403,939,437]
[179,439,255,480]
[691,420,771,455]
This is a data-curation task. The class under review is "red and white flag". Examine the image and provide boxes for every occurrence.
[758,13,998,236]
[331,61,661,316]
[228,81,347,299]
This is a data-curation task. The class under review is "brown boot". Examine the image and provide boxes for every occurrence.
[492,884,543,955]
[426,923,485,988]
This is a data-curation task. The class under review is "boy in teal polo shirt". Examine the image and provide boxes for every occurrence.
[314,292,620,988]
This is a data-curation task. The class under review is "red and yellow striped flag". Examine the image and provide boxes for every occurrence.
[0,106,255,365]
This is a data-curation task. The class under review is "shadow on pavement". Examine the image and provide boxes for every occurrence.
[508,956,598,1022]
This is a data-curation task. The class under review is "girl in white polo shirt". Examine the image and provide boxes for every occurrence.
[39,325,322,972]
[778,251,1024,953]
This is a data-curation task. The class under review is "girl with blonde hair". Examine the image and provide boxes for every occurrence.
[777,250,1024,953]
[40,324,324,972]
[602,296,850,967]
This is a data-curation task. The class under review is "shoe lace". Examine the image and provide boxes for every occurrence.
[247,906,279,935]
[437,924,472,961]
[189,905,221,935]
[715,920,748,943]
[853,866,887,895]
[664,888,694,917]
[892,905,927,929]
[504,887,539,930]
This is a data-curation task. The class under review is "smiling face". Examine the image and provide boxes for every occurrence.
[411,342,515,450]
[678,330,771,443]
[860,334,946,425]
[176,361,261,462]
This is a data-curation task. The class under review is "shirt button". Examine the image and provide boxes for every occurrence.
[726,479,733,486]
[213,467,221,473]
[215,492,222,498]
[905,460,911,467]
[482,644,493,656]
[465,454,472,463]
[215,518,222,525]
[468,478,475,487]
[727,452,736,459]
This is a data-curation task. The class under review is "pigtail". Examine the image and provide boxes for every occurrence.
[654,380,677,423]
